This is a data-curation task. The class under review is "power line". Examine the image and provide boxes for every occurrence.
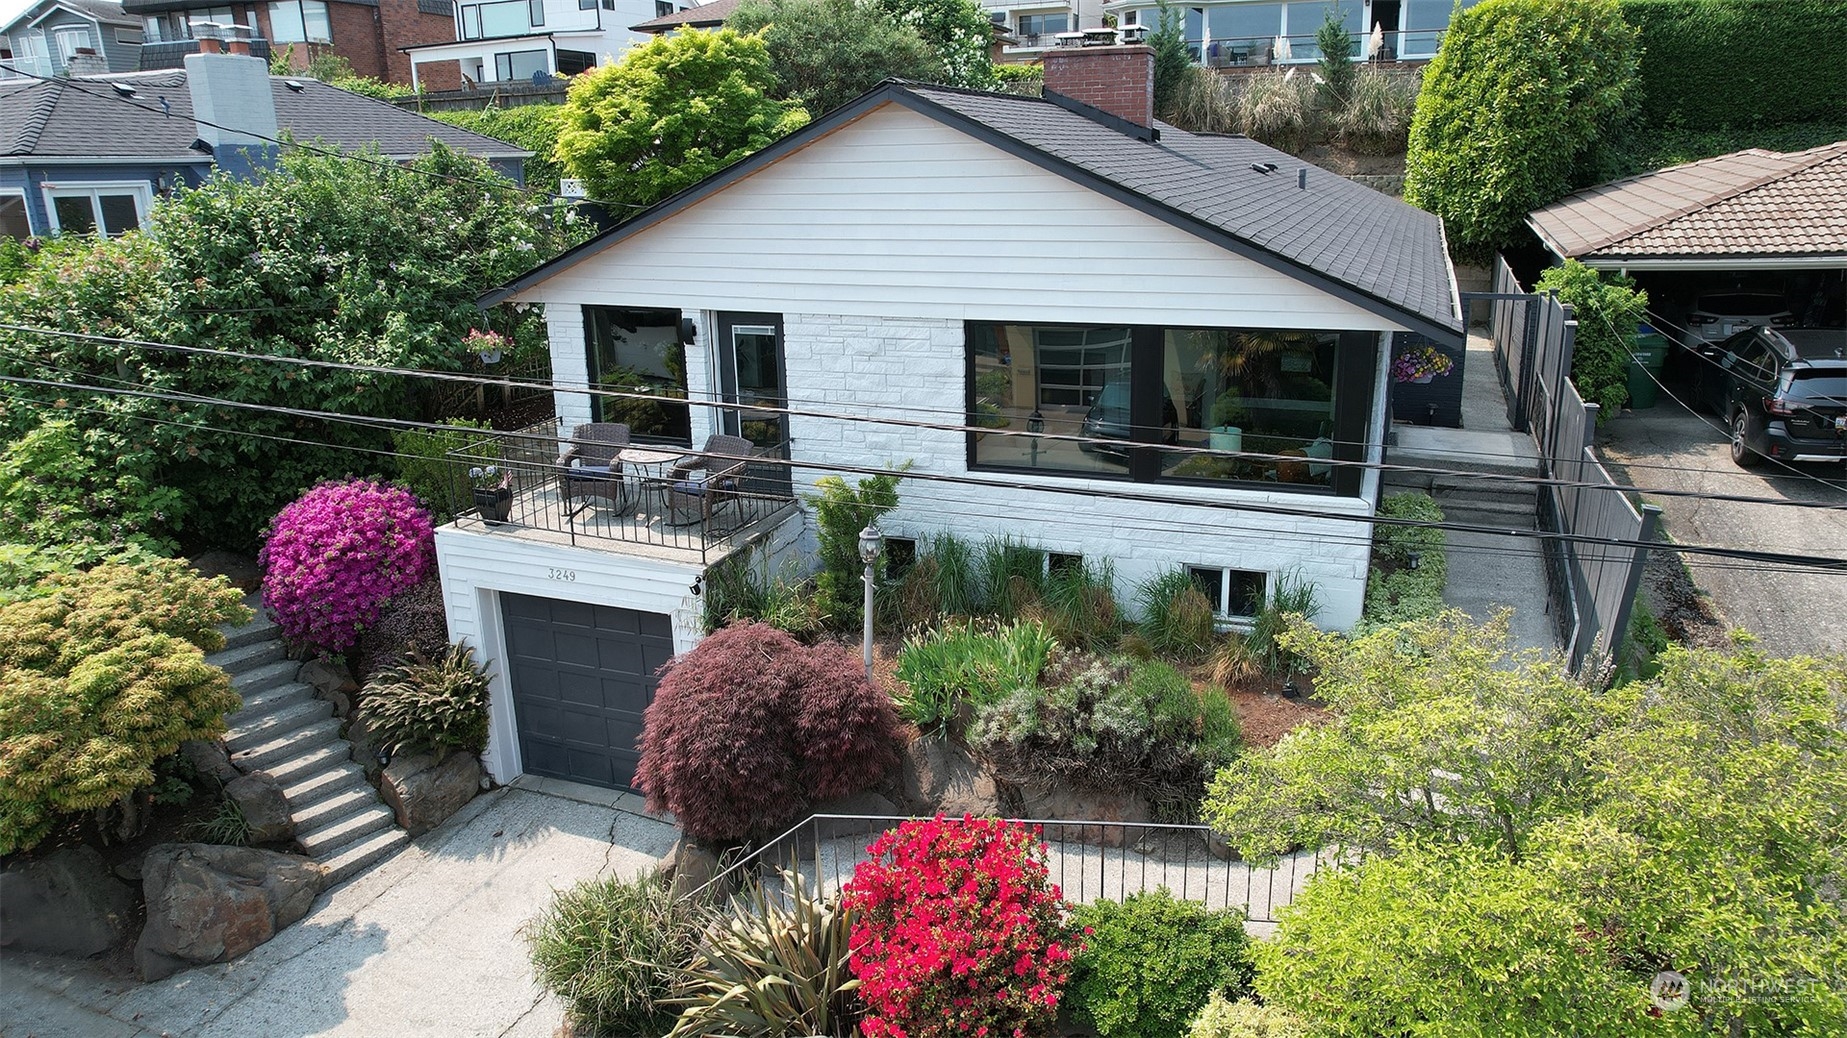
[11,385,1827,580]
[8,320,1847,516]
[10,371,1846,573]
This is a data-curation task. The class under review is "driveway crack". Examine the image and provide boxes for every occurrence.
[495,989,549,1038]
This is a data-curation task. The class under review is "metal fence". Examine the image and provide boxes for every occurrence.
[696,814,1329,928]
[1489,256,1659,677]
[443,425,798,562]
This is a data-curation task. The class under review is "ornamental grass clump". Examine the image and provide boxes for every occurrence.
[259,479,435,651]
[843,815,1081,1038]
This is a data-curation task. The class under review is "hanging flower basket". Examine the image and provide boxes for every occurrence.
[1391,343,1454,384]
[464,328,508,365]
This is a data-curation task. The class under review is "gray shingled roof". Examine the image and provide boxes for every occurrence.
[630,0,741,33]
[1529,142,1847,262]
[908,84,1459,338]
[484,81,1460,341]
[2,0,141,32]
[0,70,528,161]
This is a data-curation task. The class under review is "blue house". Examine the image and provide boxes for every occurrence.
[0,42,527,239]
[0,0,144,79]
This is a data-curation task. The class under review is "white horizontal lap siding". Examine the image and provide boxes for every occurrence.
[520,104,1402,332]
[434,527,705,784]
[780,313,1375,630]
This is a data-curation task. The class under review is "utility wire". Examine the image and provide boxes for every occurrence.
[8,321,1847,516]
[11,385,1828,579]
[11,371,1846,573]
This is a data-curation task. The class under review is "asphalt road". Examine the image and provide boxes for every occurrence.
[1598,396,1847,658]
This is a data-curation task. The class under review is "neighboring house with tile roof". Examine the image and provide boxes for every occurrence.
[0,0,145,78]
[429,44,1459,794]
[0,45,528,238]
[1528,142,1847,272]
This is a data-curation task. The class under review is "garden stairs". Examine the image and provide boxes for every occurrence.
[209,607,409,885]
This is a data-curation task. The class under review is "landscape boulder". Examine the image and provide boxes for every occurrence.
[659,836,726,900]
[897,736,1001,817]
[135,843,324,981]
[0,845,137,957]
[224,772,293,844]
[299,658,359,718]
[180,738,242,787]
[1018,783,1153,848]
[381,750,482,836]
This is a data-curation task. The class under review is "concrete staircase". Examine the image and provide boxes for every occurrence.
[209,612,409,885]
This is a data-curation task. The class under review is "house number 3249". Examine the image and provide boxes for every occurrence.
[547,568,577,582]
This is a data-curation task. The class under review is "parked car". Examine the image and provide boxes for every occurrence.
[1682,292,1797,348]
[1694,327,1847,468]
[1079,381,1178,459]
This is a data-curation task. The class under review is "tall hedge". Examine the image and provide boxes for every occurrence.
[1621,0,1847,131]
[1404,0,1639,256]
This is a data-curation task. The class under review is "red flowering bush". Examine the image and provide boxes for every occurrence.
[843,816,1081,1038]
[634,622,901,843]
[259,479,435,651]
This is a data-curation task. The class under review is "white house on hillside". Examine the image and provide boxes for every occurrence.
[400,0,671,88]
[441,43,1460,793]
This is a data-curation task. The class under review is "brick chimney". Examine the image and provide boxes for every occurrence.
[183,46,279,151]
[1041,43,1155,128]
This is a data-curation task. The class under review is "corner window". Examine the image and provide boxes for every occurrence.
[268,0,332,43]
[555,48,594,75]
[45,184,147,236]
[1187,566,1267,620]
[967,322,1374,494]
[586,306,691,445]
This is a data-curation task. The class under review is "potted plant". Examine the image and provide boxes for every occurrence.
[465,328,508,366]
[469,465,513,525]
[1209,391,1248,453]
[1390,343,1454,384]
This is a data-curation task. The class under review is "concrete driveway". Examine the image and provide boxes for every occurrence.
[1,785,679,1038]
[1599,397,1847,657]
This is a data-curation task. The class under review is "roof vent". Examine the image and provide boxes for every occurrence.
[1250,162,1277,174]
[111,82,136,98]
[285,79,306,91]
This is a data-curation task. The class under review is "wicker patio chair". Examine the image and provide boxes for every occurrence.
[557,422,632,519]
[664,434,753,531]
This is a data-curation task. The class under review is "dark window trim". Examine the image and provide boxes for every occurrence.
[965,321,1377,498]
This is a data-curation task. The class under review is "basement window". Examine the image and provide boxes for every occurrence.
[1186,566,1267,621]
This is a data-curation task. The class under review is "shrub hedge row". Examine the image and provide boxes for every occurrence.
[1621,0,1847,131]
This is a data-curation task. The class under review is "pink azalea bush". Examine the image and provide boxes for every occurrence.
[843,816,1081,1038]
[260,479,435,651]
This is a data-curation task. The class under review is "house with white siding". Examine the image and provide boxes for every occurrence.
[441,41,1460,794]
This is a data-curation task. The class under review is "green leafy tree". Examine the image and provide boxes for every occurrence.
[728,0,944,115]
[0,558,251,853]
[555,29,810,209]
[1204,614,1847,1036]
[870,0,995,88]
[1149,0,1192,119]
[0,145,577,548]
[429,104,568,194]
[1535,259,1648,416]
[1403,0,1638,256]
[0,419,185,565]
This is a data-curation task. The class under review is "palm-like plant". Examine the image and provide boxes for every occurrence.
[668,868,862,1038]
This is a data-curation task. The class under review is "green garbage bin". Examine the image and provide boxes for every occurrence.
[1626,327,1670,409]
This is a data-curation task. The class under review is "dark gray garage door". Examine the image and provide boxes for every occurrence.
[502,593,674,791]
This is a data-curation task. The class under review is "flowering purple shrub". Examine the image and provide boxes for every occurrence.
[260,480,435,651]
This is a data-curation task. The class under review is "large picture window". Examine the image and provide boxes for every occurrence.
[44,184,147,236]
[968,322,1376,494]
[586,306,690,445]
[267,0,332,43]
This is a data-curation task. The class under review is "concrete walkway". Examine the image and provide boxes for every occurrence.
[1,787,678,1038]
[1387,333,1559,654]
